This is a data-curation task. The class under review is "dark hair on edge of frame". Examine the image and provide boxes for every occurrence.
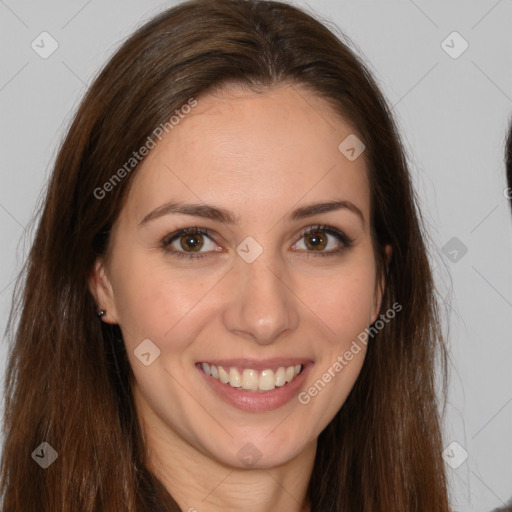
[506,118,512,213]
[0,0,451,510]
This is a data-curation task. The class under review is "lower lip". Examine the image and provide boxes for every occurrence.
[197,363,313,412]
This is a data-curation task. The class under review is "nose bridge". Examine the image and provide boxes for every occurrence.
[222,247,298,344]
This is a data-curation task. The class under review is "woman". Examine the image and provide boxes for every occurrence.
[0,0,451,510]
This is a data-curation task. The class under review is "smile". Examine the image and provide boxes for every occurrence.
[200,362,303,392]
[196,358,313,412]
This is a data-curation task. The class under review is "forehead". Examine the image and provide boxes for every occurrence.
[123,84,370,225]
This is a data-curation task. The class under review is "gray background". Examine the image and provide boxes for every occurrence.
[1,1,511,510]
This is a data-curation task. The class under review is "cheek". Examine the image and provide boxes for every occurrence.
[109,252,171,340]
[112,243,378,354]
[308,265,378,342]
[111,252,215,351]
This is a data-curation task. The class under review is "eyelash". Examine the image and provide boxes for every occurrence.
[161,224,355,260]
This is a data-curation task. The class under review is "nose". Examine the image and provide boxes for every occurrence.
[222,249,299,345]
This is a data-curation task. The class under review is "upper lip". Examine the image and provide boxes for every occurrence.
[197,358,313,370]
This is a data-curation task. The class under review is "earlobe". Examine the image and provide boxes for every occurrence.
[88,258,118,324]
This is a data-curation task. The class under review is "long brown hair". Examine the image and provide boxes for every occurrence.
[0,0,450,510]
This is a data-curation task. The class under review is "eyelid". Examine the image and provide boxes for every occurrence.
[296,224,354,247]
[162,226,217,245]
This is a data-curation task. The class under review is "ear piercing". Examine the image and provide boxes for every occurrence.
[97,309,106,319]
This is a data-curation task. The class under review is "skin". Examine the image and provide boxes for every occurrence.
[89,84,391,512]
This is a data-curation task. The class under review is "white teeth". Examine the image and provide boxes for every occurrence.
[201,363,303,391]
[259,369,276,391]
[242,369,259,390]
[274,367,287,387]
[218,366,229,384]
[229,367,242,387]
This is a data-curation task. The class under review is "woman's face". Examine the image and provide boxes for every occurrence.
[90,85,388,469]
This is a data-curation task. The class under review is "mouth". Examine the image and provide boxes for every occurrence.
[198,362,304,392]
[195,358,313,412]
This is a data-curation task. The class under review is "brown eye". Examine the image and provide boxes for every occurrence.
[293,225,355,257]
[179,233,204,252]
[304,231,327,251]
[162,227,219,259]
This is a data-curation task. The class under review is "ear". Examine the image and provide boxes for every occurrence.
[88,258,119,324]
[370,244,393,324]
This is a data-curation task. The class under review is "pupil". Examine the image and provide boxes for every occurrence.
[182,234,202,251]
[307,231,326,250]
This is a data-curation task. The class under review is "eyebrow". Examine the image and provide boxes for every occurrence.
[138,199,365,227]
